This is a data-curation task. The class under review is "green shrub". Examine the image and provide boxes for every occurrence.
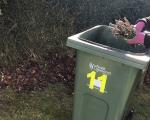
[0,0,150,66]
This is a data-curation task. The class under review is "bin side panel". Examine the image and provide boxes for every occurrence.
[81,94,108,120]
[73,51,140,120]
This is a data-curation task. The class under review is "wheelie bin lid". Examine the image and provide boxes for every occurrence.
[67,25,150,70]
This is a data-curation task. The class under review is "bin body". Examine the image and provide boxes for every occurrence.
[67,25,150,120]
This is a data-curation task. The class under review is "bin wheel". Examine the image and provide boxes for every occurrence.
[124,107,135,120]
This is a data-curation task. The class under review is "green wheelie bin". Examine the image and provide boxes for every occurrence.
[66,25,150,120]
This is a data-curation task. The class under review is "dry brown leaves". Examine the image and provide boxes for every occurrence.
[0,53,75,92]
[110,17,136,39]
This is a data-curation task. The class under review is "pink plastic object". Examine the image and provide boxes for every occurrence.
[134,21,145,32]
[128,31,145,44]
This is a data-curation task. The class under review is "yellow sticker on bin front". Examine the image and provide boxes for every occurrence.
[87,71,108,94]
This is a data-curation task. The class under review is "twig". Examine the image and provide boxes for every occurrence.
[6,23,17,35]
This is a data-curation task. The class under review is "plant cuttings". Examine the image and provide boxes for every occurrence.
[109,17,136,39]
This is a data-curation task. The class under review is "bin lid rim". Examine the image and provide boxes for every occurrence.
[67,33,150,69]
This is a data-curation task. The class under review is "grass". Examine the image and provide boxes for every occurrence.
[0,84,149,120]
[131,86,150,120]
[0,84,73,120]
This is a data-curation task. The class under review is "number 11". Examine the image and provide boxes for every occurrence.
[87,71,108,93]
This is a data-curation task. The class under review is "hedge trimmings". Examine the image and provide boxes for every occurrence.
[110,17,136,39]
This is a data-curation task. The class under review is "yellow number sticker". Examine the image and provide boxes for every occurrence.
[87,71,96,90]
[87,71,108,94]
[98,74,107,93]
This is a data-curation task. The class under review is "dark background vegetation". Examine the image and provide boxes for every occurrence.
[0,0,149,91]
[0,1,149,120]
[0,0,150,66]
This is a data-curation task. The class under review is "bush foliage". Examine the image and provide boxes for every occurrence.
[0,0,150,66]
